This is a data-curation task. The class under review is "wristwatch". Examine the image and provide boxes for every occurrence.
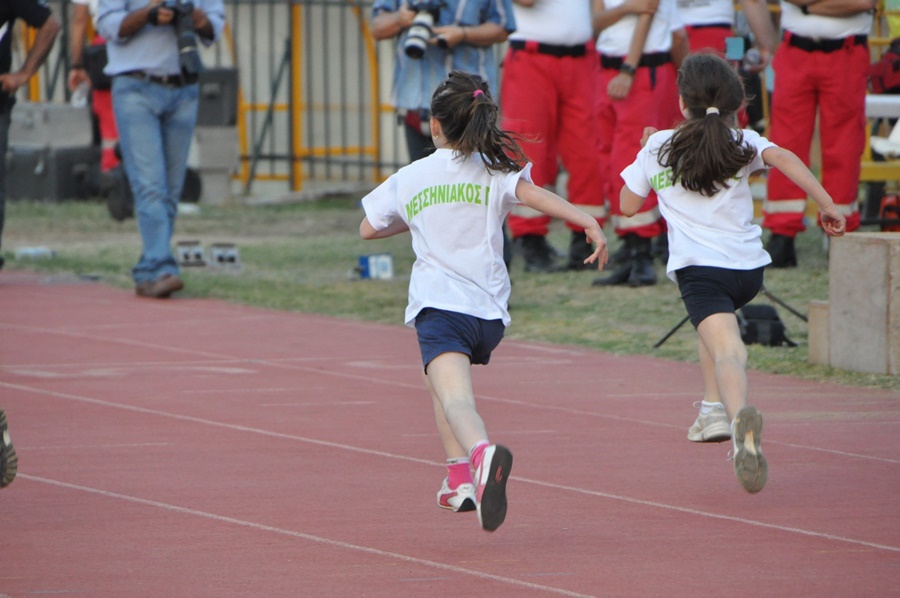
[619,63,637,76]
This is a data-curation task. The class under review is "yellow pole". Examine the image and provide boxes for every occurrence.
[291,4,304,191]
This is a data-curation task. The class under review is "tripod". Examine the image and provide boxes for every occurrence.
[653,284,806,348]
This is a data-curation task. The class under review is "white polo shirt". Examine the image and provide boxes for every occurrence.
[596,0,682,56]
[509,0,593,45]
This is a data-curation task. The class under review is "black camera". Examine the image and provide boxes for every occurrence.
[148,0,203,77]
[404,1,444,59]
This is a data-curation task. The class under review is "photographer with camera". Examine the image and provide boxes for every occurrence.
[95,0,225,299]
[371,0,517,163]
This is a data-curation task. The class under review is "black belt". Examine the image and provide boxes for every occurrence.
[509,40,588,58]
[784,32,867,53]
[600,52,672,70]
[119,70,199,87]
[686,22,732,30]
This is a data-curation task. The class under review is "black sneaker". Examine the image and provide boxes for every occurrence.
[517,235,562,273]
[0,409,18,488]
[766,234,797,268]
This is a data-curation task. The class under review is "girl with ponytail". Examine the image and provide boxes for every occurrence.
[360,70,608,531]
[619,52,846,494]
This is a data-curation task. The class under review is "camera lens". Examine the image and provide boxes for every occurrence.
[404,11,435,59]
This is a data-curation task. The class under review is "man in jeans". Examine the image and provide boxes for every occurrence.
[0,1,61,271]
[96,0,225,298]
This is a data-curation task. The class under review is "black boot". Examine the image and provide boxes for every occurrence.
[566,230,595,271]
[651,234,669,265]
[593,234,635,286]
[766,233,797,268]
[628,236,657,287]
[517,234,561,273]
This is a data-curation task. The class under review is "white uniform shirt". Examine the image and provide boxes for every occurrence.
[780,2,872,38]
[596,0,682,55]
[677,0,734,26]
[362,148,531,327]
[621,129,774,281]
[509,0,593,45]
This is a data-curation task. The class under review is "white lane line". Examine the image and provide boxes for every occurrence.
[4,381,898,554]
[19,474,596,598]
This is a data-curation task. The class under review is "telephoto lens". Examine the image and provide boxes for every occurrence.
[404,11,435,59]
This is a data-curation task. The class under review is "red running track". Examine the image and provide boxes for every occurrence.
[1,273,898,597]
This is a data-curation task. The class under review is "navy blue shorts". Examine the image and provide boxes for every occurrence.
[675,266,765,328]
[414,308,505,371]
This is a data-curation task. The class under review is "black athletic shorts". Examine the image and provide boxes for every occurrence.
[414,308,505,372]
[675,266,765,328]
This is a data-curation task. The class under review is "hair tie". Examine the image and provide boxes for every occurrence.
[473,89,484,98]
[705,107,720,116]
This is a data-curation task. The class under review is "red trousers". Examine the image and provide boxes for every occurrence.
[764,38,868,235]
[91,35,119,172]
[595,61,675,238]
[501,44,605,236]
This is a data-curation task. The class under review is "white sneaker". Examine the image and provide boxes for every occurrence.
[687,402,731,443]
[436,478,476,512]
[732,406,768,493]
[474,444,513,532]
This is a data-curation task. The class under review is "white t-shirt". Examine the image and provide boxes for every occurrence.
[620,128,774,281]
[509,0,593,45]
[596,0,682,55]
[73,0,100,18]
[780,2,873,38]
[362,148,531,327]
[677,0,734,27]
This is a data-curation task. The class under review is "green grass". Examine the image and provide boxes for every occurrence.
[5,197,898,391]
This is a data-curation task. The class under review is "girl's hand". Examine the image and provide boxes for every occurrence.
[640,126,658,147]
[582,224,609,270]
[820,206,847,237]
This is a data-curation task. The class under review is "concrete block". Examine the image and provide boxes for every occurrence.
[828,232,900,374]
[807,300,829,366]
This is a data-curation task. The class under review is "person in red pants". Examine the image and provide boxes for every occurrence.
[763,0,873,267]
[501,0,605,273]
[591,0,687,287]
[68,0,119,174]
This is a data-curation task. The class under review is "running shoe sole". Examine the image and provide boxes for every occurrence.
[0,409,18,488]
[476,445,513,532]
[732,406,767,493]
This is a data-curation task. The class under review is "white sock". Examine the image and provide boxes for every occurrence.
[700,400,722,415]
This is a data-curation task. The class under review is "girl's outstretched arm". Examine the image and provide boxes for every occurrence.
[516,180,609,268]
[359,217,410,240]
[620,185,646,217]
[761,146,847,237]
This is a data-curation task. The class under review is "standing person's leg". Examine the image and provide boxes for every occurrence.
[0,407,17,488]
[162,84,199,213]
[502,48,560,273]
[764,43,816,266]
[402,111,434,163]
[0,110,10,269]
[113,77,181,296]
[816,43,868,234]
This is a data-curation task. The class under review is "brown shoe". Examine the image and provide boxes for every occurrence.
[152,274,184,298]
[135,280,156,297]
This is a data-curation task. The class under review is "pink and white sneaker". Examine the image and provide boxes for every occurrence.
[474,444,513,531]
[436,478,476,512]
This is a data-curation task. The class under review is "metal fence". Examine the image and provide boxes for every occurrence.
[18,0,413,197]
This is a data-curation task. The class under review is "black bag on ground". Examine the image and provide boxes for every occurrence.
[83,44,112,90]
[738,304,797,347]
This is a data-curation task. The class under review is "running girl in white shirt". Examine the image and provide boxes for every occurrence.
[619,53,845,493]
[360,71,608,531]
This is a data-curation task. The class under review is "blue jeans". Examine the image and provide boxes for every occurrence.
[112,76,199,283]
